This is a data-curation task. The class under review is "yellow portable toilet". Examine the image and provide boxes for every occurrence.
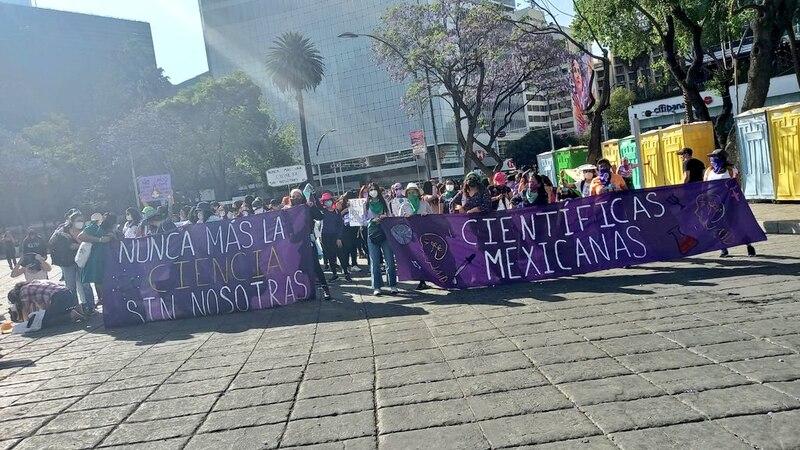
[659,122,715,185]
[767,103,800,201]
[601,139,620,170]
[640,129,665,187]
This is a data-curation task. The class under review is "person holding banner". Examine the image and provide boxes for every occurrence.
[440,179,459,214]
[365,183,398,296]
[590,159,627,196]
[452,174,492,214]
[514,171,550,208]
[195,202,221,224]
[289,189,332,300]
[704,149,756,257]
[489,172,513,211]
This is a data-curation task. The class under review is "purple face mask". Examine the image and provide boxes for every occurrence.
[599,167,611,186]
[710,156,725,174]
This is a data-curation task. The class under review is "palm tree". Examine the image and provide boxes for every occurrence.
[266,31,325,183]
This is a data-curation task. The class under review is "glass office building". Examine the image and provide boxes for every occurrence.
[198,0,471,189]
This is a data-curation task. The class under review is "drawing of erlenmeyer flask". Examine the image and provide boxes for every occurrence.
[668,226,698,255]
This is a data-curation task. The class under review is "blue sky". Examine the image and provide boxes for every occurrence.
[33,1,574,84]
[36,0,208,83]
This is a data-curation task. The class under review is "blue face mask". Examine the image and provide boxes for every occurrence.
[324,200,333,208]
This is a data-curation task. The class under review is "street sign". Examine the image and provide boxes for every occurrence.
[266,165,307,187]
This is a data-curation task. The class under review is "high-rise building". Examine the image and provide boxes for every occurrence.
[198,0,464,189]
[0,3,158,131]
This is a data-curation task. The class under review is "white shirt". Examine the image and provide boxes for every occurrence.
[123,223,138,239]
[705,167,738,181]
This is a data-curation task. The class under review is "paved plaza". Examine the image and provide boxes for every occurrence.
[1,226,799,448]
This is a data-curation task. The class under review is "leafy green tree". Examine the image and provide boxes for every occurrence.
[607,88,636,138]
[505,130,577,168]
[265,32,325,183]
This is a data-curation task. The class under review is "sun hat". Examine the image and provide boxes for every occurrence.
[404,182,421,195]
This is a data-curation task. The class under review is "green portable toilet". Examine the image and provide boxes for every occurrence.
[618,137,642,189]
[553,146,589,177]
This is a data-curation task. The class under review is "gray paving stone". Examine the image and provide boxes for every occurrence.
[127,393,218,422]
[281,436,376,450]
[0,439,19,450]
[725,354,800,382]
[635,315,715,332]
[499,320,564,337]
[101,414,204,446]
[15,426,113,450]
[609,421,753,450]
[509,330,585,349]
[480,409,602,447]
[448,351,533,378]
[378,423,489,450]
[0,415,54,439]
[376,379,463,408]
[67,386,156,411]
[213,382,298,411]
[769,333,800,352]
[539,358,632,384]
[304,358,373,381]
[660,326,753,347]
[561,315,627,329]
[309,346,374,364]
[466,385,572,420]
[165,364,240,384]
[434,329,504,346]
[185,423,284,450]
[292,391,373,419]
[523,342,607,365]
[769,379,800,400]
[715,410,800,450]
[229,366,304,390]
[582,395,705,433]
[148,377,232,401]
[691,340,794,363]
[0,397,75,422]
[377,362,454,389]
[198,402,292,433]
[101,437,189,450]
[92,372,171,394]
[378,398,473,433]
[678,384,800,418]
[559,374,665,406]
[375,348,444,370]
[515,436,618,449]
[616,349,712,372]
[439,339,518,360]
[38,370,117,389]
[241,354,308,373]
[488,311,553,327]
[39,405,133,434]
[429,320,495,337]
[314,337,371,354]
[281,410,375,447]
[592,334,681,356]
[731,317,800,337]
[298,372,373,399]
[372,338,437,356]
[456,368,549,396]
[640,364,751,394]
[574,322,651,340]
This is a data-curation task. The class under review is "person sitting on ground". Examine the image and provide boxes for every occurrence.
[11,253,51,281]
[590,158,628,196]
[8,280,88,328]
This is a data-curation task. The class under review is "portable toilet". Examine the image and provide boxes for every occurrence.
[640,129,666,187]
[553,146,589,177]
[735,108,775,200]
[536,151,556,184]
[618,137,643,189]
[601,139,621,170]
[767,103,800,201]
[659,122,715,185]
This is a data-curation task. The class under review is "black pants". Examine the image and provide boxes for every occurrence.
[42,290,77,328]
[321,234,349,275]
[4,246,15,268]
[309,242,328,288]
[343,226,359,266]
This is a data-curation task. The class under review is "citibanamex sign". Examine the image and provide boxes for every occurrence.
[644,97,715,117]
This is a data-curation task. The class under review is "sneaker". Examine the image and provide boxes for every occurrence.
[350,266,362,273]
[328,275,340,282]
[373,289,381,296]
[389,287,398,294]
[322,287,332,301]
[720,249,730,258]
[416,281,429,291]
[746,245,756,257]
[345,274,352,282]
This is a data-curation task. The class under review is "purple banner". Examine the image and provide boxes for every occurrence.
[382,180,767,289]
[102,207,316,327]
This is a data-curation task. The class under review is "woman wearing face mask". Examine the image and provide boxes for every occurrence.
[489,172,513,210]
[48,212,95,310]
[451,174,492,214]
[289,189,332,300]
[590,159,627,196]
[704,149,756,257]
[561,165,597,198]
[319,192,350,282]
[79,213,117,306]
[514,171,550,208]
[399,183,432,290]
[440,179,458,213]
[195,202,221,224]
[365,183,397,296]
[123,208,141,238]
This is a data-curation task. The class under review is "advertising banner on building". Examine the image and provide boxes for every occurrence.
[410,129,427,156]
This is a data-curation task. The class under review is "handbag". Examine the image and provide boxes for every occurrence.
[74,241,93,268]
[368,223,386,244]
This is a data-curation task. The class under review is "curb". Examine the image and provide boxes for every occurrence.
[763,220,800,235]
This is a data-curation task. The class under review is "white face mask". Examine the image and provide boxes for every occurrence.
[255,208,265,214]
[369,190,378,198]
[73,221,84,229]
[126,215,132,222]
[446,185,455,192]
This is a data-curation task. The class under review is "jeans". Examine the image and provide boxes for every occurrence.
[42,290,77,328]
[60,264,95,310]
[368,238,396,289]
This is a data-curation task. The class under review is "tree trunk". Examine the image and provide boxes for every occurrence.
[714,71,734,149]
[741,3,785,112]
[662,16,710,123]
[784,17,800,89]
[296,90,314,184]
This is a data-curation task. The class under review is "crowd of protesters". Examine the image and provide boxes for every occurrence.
[2,148,755,332]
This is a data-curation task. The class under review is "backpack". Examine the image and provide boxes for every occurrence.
[50,231,78,267]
